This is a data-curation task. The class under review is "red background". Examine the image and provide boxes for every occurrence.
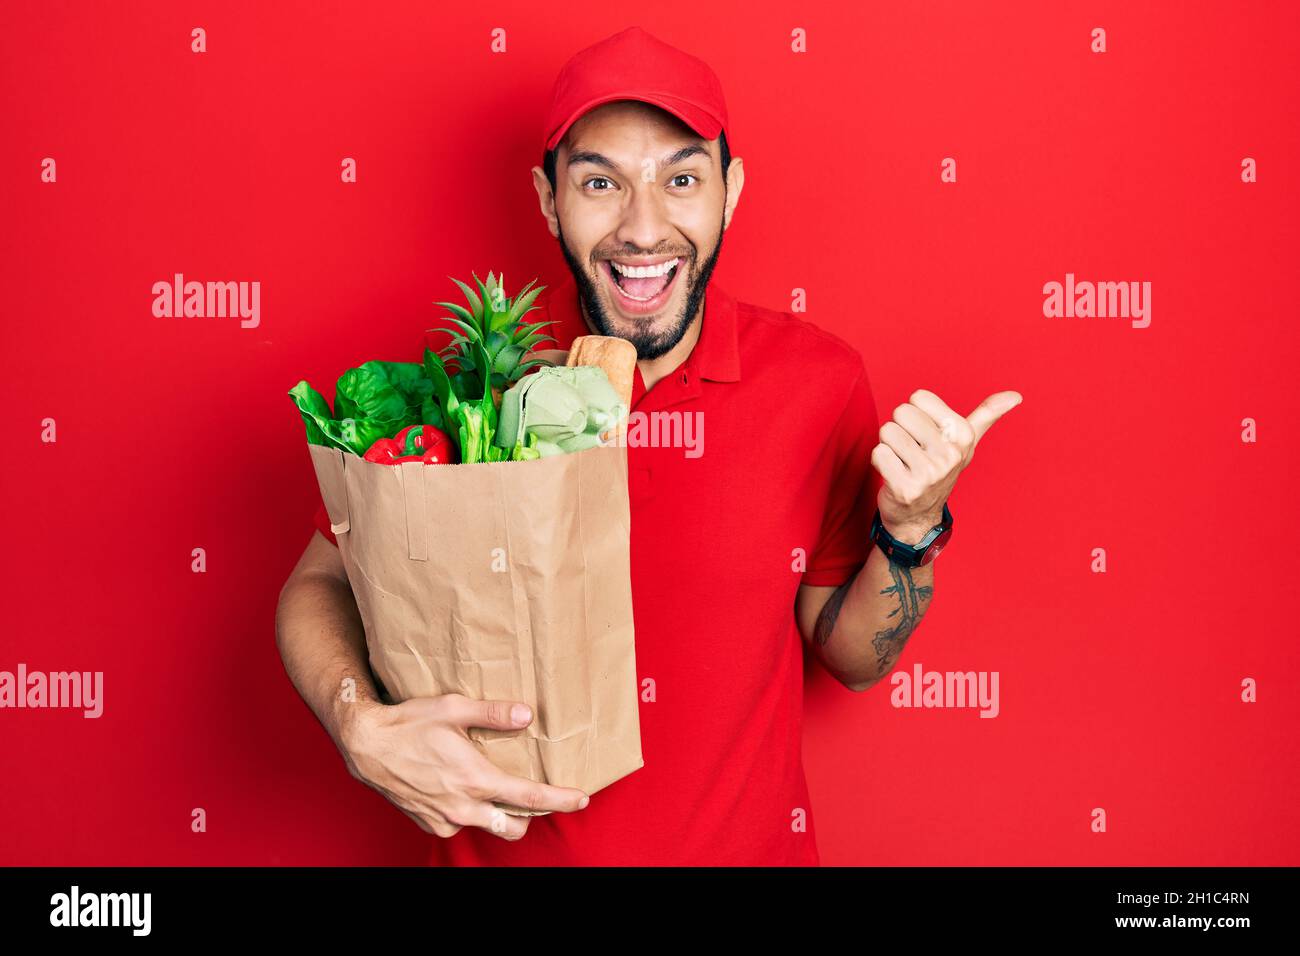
[2,0,1297,865]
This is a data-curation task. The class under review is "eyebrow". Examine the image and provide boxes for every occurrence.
[566,142,711,173]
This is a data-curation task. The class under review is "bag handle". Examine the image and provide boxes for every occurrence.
[400,460,428,561]
[311,444,352,536]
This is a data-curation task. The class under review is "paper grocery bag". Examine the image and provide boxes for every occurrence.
[308,440,643,817]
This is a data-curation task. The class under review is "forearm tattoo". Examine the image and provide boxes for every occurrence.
[814,561,935,675]
[871,562,934,671]
[814,572,858,647]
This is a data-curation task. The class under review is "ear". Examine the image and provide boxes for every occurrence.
[722,156,744,231]
[531,166,560,239]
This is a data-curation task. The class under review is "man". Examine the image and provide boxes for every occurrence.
[275,26,1021,866]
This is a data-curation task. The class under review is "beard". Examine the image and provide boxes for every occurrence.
[558,216,725,361]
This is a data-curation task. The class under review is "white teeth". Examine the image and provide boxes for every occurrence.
[611,257,679,278]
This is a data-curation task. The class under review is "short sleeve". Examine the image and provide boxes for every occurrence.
[313,501,338,547]
[802,364,880,587]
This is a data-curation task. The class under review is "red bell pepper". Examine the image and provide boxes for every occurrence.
[393,424,425,454]
[394,424,456,463]
[362,438,407,464]
[363,425,457,465]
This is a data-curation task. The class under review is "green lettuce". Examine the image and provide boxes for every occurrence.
[289,360,443,456]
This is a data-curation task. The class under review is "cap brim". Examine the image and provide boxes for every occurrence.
[545,92,723,152]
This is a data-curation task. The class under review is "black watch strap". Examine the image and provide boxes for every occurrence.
[870,502,954,568]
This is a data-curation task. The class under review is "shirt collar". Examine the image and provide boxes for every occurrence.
[539,269,742,383]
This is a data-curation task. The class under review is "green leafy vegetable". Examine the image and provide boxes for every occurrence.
[290,270,602,463]
[494,365,625,458]
[289,361,440,456]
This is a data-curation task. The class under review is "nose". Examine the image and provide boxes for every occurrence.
[613,180,672,254]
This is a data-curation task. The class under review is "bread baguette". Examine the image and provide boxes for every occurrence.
[565,335,637,409]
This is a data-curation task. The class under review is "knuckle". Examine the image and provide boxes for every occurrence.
[440,802,474,828]
[892,403,911,421]
[485,700,510,726]
[432,692,462,714]
[460,773,490,800]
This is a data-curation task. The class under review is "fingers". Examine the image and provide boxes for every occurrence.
[908,389,974,449]
[879,389,1024,456]
[412,792,535,842]
[890,401,944,452]
[879,420,928,472]
[482,768,591,816]
[870,441,909,488]
[396,805,464,839]
[436,767,586,842]
[441,693,534,731]
[443,799,533,841]
[422,694,590,835]
[881,395,962,475]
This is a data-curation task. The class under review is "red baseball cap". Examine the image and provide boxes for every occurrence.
[541,26,731,154]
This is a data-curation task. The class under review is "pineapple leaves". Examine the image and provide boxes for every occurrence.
[445,318,483,343]
[513,317,556,338]
[505,283,544,325]
[432,301,478,329]
[432,270,551,396]
[512,357,554,377]
[423,270,554,461]
[515,329,555,351]
[492,344,526,376]
[473,272,493,315]
[447,276,483,325]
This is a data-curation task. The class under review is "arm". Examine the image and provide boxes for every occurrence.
[274,530,591,838]
[274,530,379,754]
[796,386,1022,691]
[796,515,937,692]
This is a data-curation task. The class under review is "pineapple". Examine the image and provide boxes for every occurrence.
[432,271,556,407]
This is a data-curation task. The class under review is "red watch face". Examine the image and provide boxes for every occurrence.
[920,527,953,565]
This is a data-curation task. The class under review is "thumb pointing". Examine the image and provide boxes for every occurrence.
[967,390,1023,444]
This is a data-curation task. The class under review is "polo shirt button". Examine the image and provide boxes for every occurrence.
[681,371,689,385]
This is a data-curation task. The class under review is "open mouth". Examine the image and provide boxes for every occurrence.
[599,257,682,315]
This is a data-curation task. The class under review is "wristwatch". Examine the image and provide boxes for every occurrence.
[870,502,954,568]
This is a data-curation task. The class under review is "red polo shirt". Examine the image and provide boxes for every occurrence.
[312,272,880,865]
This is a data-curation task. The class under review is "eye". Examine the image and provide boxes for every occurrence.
[670,173,699,189]
[584,176,615,192]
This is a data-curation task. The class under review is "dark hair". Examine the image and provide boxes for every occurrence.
[543,127,731,195]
